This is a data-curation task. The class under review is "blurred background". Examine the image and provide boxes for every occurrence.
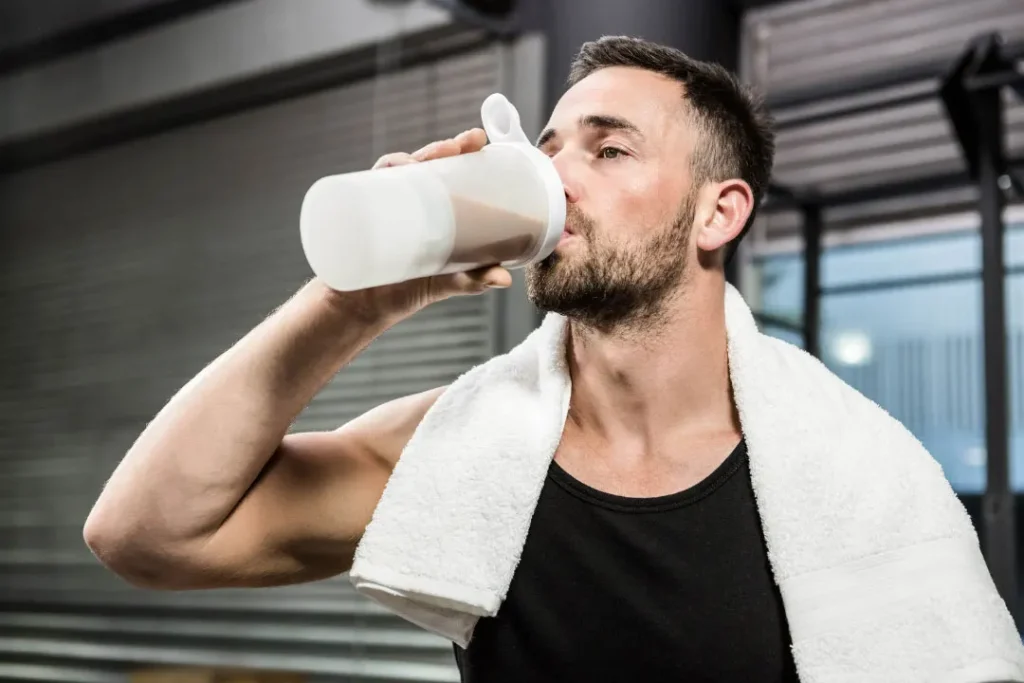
[0,0,1023,681]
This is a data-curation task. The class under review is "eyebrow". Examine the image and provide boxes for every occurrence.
[536,114,644,148]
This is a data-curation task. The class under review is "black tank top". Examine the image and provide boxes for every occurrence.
[453,440,800,682]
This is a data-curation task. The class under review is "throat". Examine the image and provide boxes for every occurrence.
[553,422,743,498]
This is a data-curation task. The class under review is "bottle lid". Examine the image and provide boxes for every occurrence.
[480,93,566,268]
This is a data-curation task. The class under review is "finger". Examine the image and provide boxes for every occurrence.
[411,138,461,162]
[427,266,510,301]
[475,265,512,289]
[373,152,415,170]
[452,266,512,293]
[455,128,488,154]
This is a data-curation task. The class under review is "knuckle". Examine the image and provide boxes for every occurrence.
[415,139,454,161]
[372,152,412,169]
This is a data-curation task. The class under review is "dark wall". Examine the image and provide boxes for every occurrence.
[518,0,741,114]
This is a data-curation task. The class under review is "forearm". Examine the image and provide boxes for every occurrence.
[85,279,400,553]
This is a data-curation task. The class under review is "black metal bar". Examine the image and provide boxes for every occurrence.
[763,182,804,211]
[966,70,1024,93]
[761,158,1024,214]
[764,171,966,214]
[802,203,822,358]
[768,182,799,202]
[820,269,980,297]
[1009,169,1024,198]
[819,264,1024,297]
[975,76,1018,620]
[814,171,970,210]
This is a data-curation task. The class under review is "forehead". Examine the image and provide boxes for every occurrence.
[547,66,689,139]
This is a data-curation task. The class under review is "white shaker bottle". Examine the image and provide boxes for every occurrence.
[299,93,566,291]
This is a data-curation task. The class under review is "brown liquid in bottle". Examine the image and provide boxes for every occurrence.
[447,195,546,269]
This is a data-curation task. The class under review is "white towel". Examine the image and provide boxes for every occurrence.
[350,283,1024,682]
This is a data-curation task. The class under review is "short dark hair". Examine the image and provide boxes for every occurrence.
[567,36,776,258]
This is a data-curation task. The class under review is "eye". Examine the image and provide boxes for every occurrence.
[599,146,626,160]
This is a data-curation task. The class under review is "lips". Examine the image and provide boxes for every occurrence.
[562,204,592,239]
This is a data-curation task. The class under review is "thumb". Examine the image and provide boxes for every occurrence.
[433,266,512,299]
[470,265,512,290]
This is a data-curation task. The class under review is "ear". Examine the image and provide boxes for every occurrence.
[694,180,754,253]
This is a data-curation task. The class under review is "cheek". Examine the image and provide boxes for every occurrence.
[606,171,683,237]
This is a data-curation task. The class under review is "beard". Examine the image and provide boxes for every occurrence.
[525,193,696,334]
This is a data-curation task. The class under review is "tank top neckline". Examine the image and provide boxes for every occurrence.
[547,439,747,514]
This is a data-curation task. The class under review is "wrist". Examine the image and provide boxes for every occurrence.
[301,278,418,331]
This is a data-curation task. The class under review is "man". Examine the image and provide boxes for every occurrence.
[85,37,794,680]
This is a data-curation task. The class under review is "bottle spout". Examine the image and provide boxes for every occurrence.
[481,93,531,145]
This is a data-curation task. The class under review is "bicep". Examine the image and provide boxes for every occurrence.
[192,431,389,587]
[191,387,446,588]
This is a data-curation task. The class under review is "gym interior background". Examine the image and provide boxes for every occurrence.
[0,0,1022,680]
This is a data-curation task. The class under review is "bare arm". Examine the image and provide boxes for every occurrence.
[84,279,425,588]
[195,386,446,588]
[84,129,505,589]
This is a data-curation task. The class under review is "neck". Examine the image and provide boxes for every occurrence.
[565,275,739,457]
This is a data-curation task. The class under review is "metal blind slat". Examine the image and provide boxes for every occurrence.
[745,0,1024,235]
[0,38,507,683]
[748,0,1024,96]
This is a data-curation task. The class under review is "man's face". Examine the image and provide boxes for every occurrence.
[526,66,700,332]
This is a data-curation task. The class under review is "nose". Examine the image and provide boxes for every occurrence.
[550,151,581,204]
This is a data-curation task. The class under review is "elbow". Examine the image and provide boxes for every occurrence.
[82,511,197,591]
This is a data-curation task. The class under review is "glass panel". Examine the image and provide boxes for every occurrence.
[751,252,803,322]
[821,230,980,289]
[1009,222,1024,268]
[752,222,1023,494]
[821,280,985,494]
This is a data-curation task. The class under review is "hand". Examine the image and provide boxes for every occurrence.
[320,128,513,323]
